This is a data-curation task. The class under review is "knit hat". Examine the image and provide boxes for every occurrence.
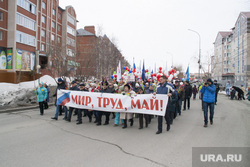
[207,78,213,83]
[58,78,63,82]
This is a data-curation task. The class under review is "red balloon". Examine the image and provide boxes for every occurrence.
[114,74,117,78]
[159,67,162,70]
[151,74,154,77]
[159,70,162,73]
[154,73,157,77]
[125,67,128,71]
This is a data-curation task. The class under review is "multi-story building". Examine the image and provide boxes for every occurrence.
[212,12,250,88]
[76,26,130,80]
[0,0,77,83]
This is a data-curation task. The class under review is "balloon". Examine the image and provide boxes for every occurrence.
[123,66,126,70]
[151,74,154,77]
[176,71,179,75]
[114,74,117,78]
[129,70,132,73]
[113,71,117,74]
[174,73,178,77]
[125,67,128,71]
[111,75,114,79]
[159,70,162,73]
[159,67,162,70]
[147,72,149,75]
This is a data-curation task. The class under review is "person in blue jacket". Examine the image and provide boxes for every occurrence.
[36,82,48,115]
[200,78,216,127]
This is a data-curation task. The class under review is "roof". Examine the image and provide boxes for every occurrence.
[218,31,232,38]
[77,28,95,36]
[241,12,250,18]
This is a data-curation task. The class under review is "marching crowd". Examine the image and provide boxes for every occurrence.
[36,76,250,134]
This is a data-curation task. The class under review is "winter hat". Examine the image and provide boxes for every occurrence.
[124,84,131,90]
[214,80,217,82]
[135,83,139,87]
[58,78,63,82]
[71,81,76,84]
[207,78,213,83]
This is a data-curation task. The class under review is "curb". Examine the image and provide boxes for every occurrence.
[0,103,55,114]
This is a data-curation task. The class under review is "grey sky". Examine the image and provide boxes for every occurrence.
[60,0,250,73]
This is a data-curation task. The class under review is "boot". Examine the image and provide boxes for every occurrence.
[130,118,134,126]
[122,119,127,129]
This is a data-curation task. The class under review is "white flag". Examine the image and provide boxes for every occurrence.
[117,61,122,82]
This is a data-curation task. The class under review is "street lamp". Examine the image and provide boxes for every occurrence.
[188,29,201,80]
[37,65,41,85]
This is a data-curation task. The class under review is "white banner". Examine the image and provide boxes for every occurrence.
[57,90,169,116]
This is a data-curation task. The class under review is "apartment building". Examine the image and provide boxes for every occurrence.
[0,0,77,83]
[212,12,250,88]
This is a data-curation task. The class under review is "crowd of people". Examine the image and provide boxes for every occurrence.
[36,76,249,134]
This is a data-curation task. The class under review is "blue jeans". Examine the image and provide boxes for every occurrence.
[114,112,124,125]
[55,105,67,118]
[226,88,230,96]
[203,102,214,124]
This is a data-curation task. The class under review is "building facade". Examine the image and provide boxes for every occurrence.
[0,0,77,83]
[76,26,130,80]
[212,12,250,88]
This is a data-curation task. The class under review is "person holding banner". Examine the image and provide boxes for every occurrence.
[120,84,135,129]
[66,81,80,122]
[138,87,149,129]
[154,75,176,134]
[76,83,89,125]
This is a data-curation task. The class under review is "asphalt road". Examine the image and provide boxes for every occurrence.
[0,94,249,167]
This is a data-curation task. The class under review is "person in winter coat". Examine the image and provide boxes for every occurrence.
[214,80,220,104]
[66,81,80,122]
[226,81,231,96]
[192,85,198,100]
[168,87,178,125]
[154,75,176,134]
[36,82,47,115]
[120,84,136,129]
[51,78,68,120]
[200,78,216,127]
[137,87,149,129]
[246,87,250,101]
[44,84,50,109]
[114,86,124,127]
[183,81,192,110]
[174,81,184,116]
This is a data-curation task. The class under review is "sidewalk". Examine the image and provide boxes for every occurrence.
[0,103,54,114]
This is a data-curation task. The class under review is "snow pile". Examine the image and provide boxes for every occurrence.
[0,75,57,107]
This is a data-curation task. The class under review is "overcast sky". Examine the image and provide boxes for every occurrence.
[60,0,250,73]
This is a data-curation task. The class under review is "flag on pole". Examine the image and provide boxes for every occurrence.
[117,61,122,82]
[133,59,136,73]
[186,66,189,81]
[142,60,145,81]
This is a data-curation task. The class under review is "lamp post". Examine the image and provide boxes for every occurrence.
[37,65,41,86]
[188,29,201,80]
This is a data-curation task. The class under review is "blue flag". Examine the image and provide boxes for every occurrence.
[142,60,145,81]
[186,66,189,81]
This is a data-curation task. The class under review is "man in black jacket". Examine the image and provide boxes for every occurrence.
[51,78,68,120]
[183,81,192,110]
[214,80,220,105]
[76,83,89,124]
[66,81,80,122]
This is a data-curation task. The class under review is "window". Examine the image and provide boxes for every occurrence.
[41,30,45,37]
[67,26,75,36]
[67,49,74,57]
[0,12,3,21]
[52,9,55,15]
[58,13,61,19]
[51,34,54,41]
[41,44,45,51]
[0,31,2,40]
[42,2,46,9]
[16,13,36,30]
[16,31,36,46]
[67,14,75,25]
[42,16,46,23]
[58,37,60,43]
[17,0,36,14]
[67,37,75,46]
[58,25,61,31]
[52,21,55,29]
